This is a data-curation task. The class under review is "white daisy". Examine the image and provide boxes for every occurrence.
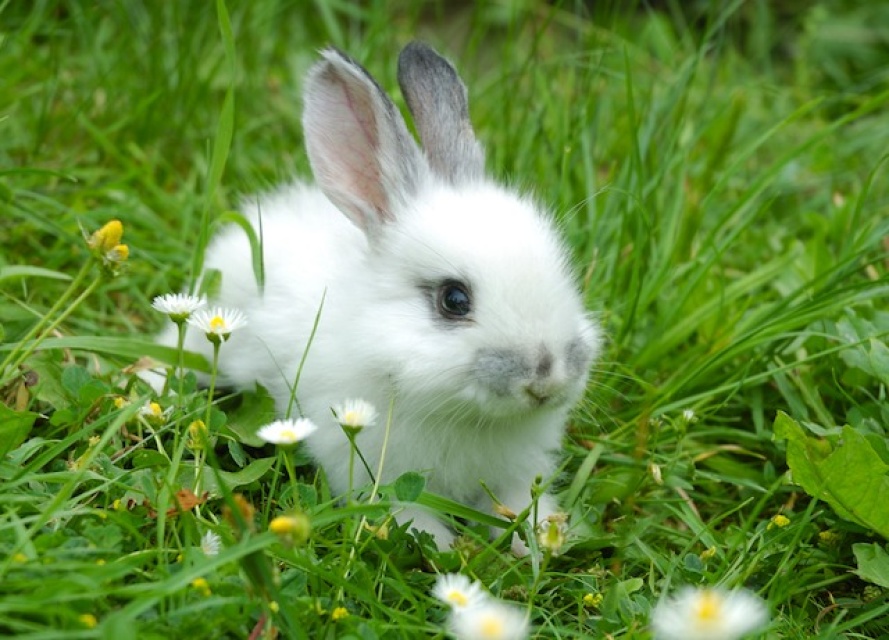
[152,293,207,322]
[256,418,318,446]
[448,599,530,640]
[200,530,222,556]
[332,398,378,433]
[432,573,488,611]
[187,307,247,343]
[651,586,769,640]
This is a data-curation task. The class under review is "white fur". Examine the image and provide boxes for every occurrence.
[156,45,601,553]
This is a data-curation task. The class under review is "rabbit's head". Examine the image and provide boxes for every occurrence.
[302,43,599,422]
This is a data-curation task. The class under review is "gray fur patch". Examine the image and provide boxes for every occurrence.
[565,337,593,377]
[474,348,532,397]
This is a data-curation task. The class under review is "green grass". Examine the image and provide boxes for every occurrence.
[2,0,889,637]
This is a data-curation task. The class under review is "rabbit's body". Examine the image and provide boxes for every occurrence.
[159,43,600,552]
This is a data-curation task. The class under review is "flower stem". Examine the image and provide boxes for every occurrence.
[175,320,187,403]
[196,340,221,497]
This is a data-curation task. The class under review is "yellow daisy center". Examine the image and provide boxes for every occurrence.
[479,614,504,638]
[209,316,227,332]
[280,428,297,441]
[694,590,722,624]
[447,590,468,607]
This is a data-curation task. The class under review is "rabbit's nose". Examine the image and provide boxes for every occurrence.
[535,347,554,378]
[523,347,558,404]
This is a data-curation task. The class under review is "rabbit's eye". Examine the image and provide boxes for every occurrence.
[437,281,472,319]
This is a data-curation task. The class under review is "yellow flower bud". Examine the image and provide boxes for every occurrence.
[188,420,209,450]
[191,577,211,597]
[269,513,312,545]
[78,614,98,629]
[583,592,603,608]
[88,220,123,252]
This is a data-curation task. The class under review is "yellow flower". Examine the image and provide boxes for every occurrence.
[269,601,280,613]
[88,220,123,252]
[113,396,129,409]
[700,546,717,561]
[768,514,790,530]
[107,244,129,262]
[818,530,842,546]
[86,220,130,273]
[78,613,98,628]
[191,577,212,597]
[269,513,311,545]
[331,607,349,621]
[188,420,209,450]
[583,592,603,608]
[139,401,167,425]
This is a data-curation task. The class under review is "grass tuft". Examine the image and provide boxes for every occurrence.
[2,1,889,637]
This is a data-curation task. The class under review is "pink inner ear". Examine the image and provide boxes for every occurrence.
[305,67,391,232]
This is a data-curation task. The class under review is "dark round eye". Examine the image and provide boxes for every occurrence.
[437,281,472,319]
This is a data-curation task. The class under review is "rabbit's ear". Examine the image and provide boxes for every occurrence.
[397,42,485,185]
[303,48,426,235]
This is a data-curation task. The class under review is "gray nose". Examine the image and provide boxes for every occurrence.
[535,347,553,377]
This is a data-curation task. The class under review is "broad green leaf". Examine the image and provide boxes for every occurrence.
[601,577,645,618]
[225,385,277,447]
[774,412,889,539]
[61,365,92,398]
[179,457,276,497]
[867,338,889,387]
[24,353,70,409]
[228,438,247,468]
[0,405,37,457]
[853,543,889,588]
[393,472,425,502]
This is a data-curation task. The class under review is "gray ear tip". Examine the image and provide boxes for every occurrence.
[400,41,436,58]
[398,41,452,75]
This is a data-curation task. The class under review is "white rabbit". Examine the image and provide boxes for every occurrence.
[159,42,601,554]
